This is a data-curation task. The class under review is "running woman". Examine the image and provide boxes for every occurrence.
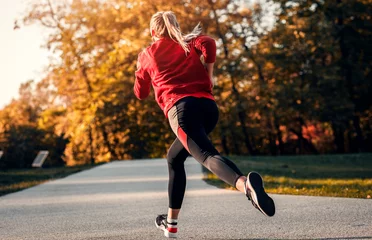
[134,11,275,238]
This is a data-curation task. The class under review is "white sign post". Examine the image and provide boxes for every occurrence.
[32,151,49,168]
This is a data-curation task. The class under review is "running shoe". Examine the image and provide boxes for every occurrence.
[155,214,178,238]
[245,172,275,217]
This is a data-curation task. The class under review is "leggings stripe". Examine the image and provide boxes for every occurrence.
[177,127,190,152]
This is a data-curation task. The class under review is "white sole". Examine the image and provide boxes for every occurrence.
[247,180,269,217]
[246,172,274,217]
[155,219,177,238]
[165,231,177,238]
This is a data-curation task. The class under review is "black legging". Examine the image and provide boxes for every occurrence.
[166,97,243,209]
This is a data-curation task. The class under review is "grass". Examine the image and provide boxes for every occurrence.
[203,153,372,199]
[0,164,97,197]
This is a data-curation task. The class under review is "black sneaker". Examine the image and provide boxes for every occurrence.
[245,172,275,217]
[155,214,178,238]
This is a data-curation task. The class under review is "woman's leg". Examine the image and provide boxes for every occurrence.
[165,97,246,222]
[168,97,245,190]
[165,97,275,220]
[167,97,275,217]
[166,138,189,219]
[155,138,188,238]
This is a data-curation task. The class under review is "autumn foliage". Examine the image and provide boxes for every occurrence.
[0,0,371,167]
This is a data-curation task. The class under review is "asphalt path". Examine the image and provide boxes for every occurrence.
[1,158,371,240]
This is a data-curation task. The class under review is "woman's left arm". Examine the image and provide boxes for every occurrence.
[134,52,151,100]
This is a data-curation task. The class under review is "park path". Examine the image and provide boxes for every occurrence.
[1,158,371,239]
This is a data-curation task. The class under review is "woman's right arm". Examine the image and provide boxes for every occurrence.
[193,36,217,64]
[193,36,217,86]
[205,62,215,87]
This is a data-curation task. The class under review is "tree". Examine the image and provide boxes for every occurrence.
[10,0,370,164]
[0,80,68,168]
[271,0,372,153]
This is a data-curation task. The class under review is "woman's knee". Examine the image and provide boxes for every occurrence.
[166,150,175,164]
[167,149,188,168]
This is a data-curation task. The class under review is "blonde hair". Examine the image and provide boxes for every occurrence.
[150,11,202,53]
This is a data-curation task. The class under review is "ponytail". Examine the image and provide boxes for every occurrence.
[150,11,202,54]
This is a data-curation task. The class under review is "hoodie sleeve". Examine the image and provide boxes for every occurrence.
[134,51,152,100]
[193,35,217,63]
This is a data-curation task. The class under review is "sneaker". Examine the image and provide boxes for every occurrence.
[155,214,178,238]
[245,172,275,217]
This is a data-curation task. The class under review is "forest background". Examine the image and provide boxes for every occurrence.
[0,0,371,168]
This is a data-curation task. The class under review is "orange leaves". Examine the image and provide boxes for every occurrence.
[293,30,305,39]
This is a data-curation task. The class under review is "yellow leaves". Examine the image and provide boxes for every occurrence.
[264,61,275,70]
[238,7,252,18]
[293,30,305,39]
[114,71,123,79]
[261,46,271,54]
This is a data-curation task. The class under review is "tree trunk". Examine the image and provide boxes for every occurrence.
[274,116,285,155]
[220,125,230,155]
[100,124,119,160]
[267,114,277,155]
[336,0,365,152]
[331,122,345,153]
[243,44,277,155]
[236,102,256,155]
[268,131,277,155]
[352,115,365,152]
[88,125,95,164]
[209,2,256,155]
[229,126,241,155]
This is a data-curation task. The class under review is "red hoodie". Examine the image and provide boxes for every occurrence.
[134,35,216,116]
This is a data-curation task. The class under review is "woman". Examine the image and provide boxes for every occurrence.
[134,11,275,238]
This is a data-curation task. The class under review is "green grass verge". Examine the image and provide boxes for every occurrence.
[203,153,372,199]
[0,164,97,197]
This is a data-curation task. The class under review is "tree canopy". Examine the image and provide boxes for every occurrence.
[0,0,371,168]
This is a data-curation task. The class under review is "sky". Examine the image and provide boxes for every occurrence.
[0,0,50,109]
